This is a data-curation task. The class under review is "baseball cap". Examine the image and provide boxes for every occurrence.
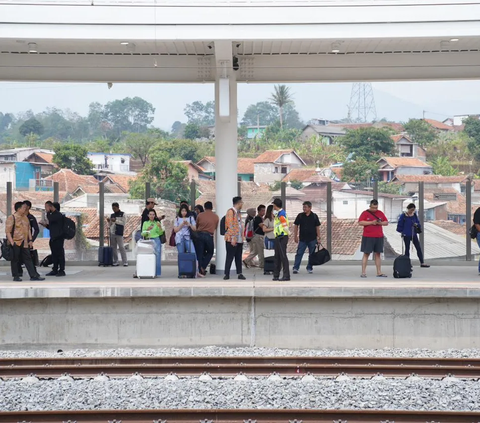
[147,198,158,205]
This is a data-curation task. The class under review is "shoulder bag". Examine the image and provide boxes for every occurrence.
[309,242,331,266]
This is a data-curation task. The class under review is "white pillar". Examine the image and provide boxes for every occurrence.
[215,71,238,272]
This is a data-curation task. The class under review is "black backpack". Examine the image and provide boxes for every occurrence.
[63,216,76,240]
[393,255,412,278]
[220,216,226,236]
[40,254,53,267]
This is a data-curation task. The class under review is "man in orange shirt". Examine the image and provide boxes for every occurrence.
[223,196,246,281]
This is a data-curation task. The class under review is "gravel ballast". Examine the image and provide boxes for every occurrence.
[1,378,479,412]
[2,346,480,358]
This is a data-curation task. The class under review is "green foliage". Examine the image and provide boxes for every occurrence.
[426,131,471,163]
[184,123,201,140]
[465,117,480,161]
[53,144,94,175]
[129,150,190,203]
[19,118,44,137]
[270,85,293,129]
[403,119,437,147]
[184,101,215,126]
[241,101,278,126]
[340,127,395,161]
[342,158,379,184]
[378,181,401,195]
[123,131,162,166]
[269,180,282,191]
[290,180,304,190]
[295,136,347,167]
[282,103,304,130]
[171,121,185,139]
[160,139,208,162]
[430,156,458,176]
[263,122,301,144]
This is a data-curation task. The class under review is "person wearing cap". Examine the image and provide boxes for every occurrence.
[141,198,165,227]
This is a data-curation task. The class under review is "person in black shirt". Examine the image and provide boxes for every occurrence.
[141,198,165,227]
[43,201,66,277]
[243,204,266,268]
[292,201,321,274]
[474,207,480,274]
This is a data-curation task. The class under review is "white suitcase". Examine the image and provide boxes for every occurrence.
[136,253,156,279]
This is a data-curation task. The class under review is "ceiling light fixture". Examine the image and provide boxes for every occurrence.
[28,42,37,53]
[450,38,459,42]
[120,42,129,45]
[331,41,343,53]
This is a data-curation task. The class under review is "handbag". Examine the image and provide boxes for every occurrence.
[30,249,39,267]
[1,216,15,261]
[160,233,167,244]
[309,243,331,266]
[471,224,479,239]
[169,229,176,247]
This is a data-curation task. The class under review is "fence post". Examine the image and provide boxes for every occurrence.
[6,182,12,217]
[418,181,425,257]
[281,181,287,212]
[53,182,59,204]
[190,179,196,209]
[237,180,241,197]
[466,176,473,261]
[327,181,332,257]
[99,181,105,248]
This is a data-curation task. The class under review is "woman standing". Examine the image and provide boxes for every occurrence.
[141,210,164,277]
[174,204,204,278]
[396,203,430,268]
[261,205,276,250]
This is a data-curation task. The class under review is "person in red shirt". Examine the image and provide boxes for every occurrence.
[358,199,389,278]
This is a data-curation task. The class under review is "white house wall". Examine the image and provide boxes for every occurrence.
[0,164,16,191]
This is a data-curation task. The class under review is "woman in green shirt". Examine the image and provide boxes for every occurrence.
[141,210,164,277]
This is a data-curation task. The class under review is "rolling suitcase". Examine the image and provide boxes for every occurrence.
[393,237,412,278]
[178,241,196,278]
[137,253,156,279]
[98,236,114,267]
[264,256,274,275]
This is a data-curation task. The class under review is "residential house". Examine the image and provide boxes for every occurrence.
[0,161,56,191]
[44,169,98,196]
[0,147,54,163]
[24,151,55,165]
[196,156,256,181]
[88,152,131,173]
[392,175,471,195]
[453,114,480,126]
[175,160,211,181]
[101,174,137,194]
[332,190,407,221]
[281,168,318,185]
[423,118,454,132]
[424,189,471,224]
[246,126,267,139]
[300,124,346,145]
[254,149,306,184]
[377,157,433,182]
[391,134,426,160]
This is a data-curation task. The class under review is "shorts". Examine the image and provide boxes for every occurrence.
[361,236,384,254]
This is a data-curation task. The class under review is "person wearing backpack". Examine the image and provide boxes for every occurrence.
[396,203,429,268]
[223,196,246,281]
[243,204,266,269]
[43,201,66,277]
[107,202,128,267]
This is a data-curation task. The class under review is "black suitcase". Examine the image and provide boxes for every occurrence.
[264,256,274,275]
[98,236,113,267]
[393,255,412,278]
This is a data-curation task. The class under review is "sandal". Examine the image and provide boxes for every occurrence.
[360,274,367,278]
[376,274,388,278]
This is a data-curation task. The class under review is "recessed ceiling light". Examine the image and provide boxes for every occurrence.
[332,49,340,53]
[120,42,129,45]
[28,42,37,53]
[331,41,343,53]
[450,38,459,42]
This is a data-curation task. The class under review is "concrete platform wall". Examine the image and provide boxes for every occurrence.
[1,296,479,349]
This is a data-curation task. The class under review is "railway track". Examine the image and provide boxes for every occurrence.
[2,356,480,379]
[1,409,480,423]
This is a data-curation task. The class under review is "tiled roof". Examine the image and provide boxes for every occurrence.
[391,134,412,144]
[271,186,306,197]
[102,175,137,192]
[254,149,295,164]
[36,152,54,163]
[379,157,432,168]
[342,190,407,199]
[424,192,467,214]
[0,191,68,216]
[45,169,98,194]
[84,214,142,242]
[393,175,467,183]
[424,118,454,131]
[62,207,98,225]
[282,168,317,182]
[195,157,255,174]
[431,220,467,236]
[303,174,335,184]
[330,167,343,180]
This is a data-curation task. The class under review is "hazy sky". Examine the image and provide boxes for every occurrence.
[0,80,479,131]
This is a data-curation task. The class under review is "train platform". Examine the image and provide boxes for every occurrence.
[1,262,480,350]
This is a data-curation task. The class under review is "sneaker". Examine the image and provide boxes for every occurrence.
[112,263,120,267]
[13,277,22,282]
[293,269,299,274]
[56,271,66,277]
[30,276,45,281]
[242,260,250,269]
[223,275,230,280]
[272,276,279,281]
[46,271,58,276]
[279,277,291,282]
[123,263,129,267]
[307,269,313,274]
[238,274,246,280]
[197,272,205,278]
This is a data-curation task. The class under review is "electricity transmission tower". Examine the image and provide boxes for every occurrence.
[348,82,377,123]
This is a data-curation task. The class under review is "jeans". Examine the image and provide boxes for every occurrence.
[49,237,65,272]
[403,235,424,264]
[225,241,243,276]
[152,237,162,276]
[477,233,480,272]
[196,232,214,271]
[293,240,317,271]
[111,234,127,264]
[176,239,196,256]
[274,236,290,279]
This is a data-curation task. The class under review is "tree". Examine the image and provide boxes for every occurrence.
[342,158,379,185]
[465,116,480,161]
[171,121,186,138]
[283,103,304,129]
[241,101,278,126]
[184,101,215,126]
[430,156,458,176]
[0,112,14,131]
[290,180,304,190]
[184,123,201,140]
[129,148,190,202]
[19,118,44,137]
[378,181,401,195]
[340,127,395,161]
[270,85,293,129]
[403,119,437,147]
[53,144,94,175]
[37,108,74,140]
[123,132,161,166]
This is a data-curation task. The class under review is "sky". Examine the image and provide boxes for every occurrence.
[0,80,479,131]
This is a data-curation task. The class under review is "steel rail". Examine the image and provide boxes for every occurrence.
[1,409,480,423]
[2,356,480,378]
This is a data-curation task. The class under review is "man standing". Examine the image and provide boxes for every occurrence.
[243,204,266,269]
[107,202,128,267]
[6,201,44,282]
[474,206,480,275]
[292,201,321,274]
[358,199,389,278]
[44,201,66,277]
[223,196,246,280]
[272,198,290,281]
[195,201,219,275]
[18,200,40,277]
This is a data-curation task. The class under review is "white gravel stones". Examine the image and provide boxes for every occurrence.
[3,346,480,359]
[301,373,316,383]
[267,372,282,382]
[58,374,74,382]
[164,373,179,381]
[371,373,386,381]
[129,373,143,381]
[199,373,213,382]
[234,373,249,381]
[406,374,423,382]
[335,373,350,382]
[21,374,39,383]
[93,373,109,382]
[2,378,480,411]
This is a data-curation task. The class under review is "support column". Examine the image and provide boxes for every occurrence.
[418,182,425,257]
[215,62,238,272]
[99,182,105,248]
[6,182,12,217]
[466,176,473,261]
